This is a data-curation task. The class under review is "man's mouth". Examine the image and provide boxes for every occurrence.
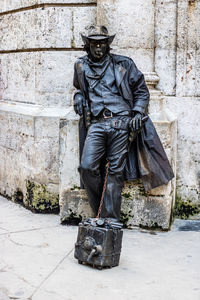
[95,51,103,56]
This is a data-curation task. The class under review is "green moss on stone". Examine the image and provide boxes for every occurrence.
[13,190,23,203]
[70,185,81,191]
[61,209,82,225]
[174,195,200,219]
[26,180,59,213]
[120,209,134,228]
[121,192,131,199]
[0,192,12,201]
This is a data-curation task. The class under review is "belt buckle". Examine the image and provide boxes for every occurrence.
[103,110,113,119]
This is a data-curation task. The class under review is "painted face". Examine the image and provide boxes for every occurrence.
[89,40,108,61]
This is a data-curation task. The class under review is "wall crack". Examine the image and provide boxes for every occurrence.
[0,2,97,17]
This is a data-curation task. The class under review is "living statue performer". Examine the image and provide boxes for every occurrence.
[73,25,174,223]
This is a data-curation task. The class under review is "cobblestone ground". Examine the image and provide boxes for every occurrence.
[0,195,200,300]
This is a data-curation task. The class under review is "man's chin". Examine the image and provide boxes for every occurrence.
[92,53,107,61]
[95,54,103,59]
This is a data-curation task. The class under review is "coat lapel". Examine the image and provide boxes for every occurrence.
[114,63,127,89]
[112,56,133,102]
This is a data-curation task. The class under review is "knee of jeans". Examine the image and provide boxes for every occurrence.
[109,161,126,174]
[79,163,99,175]
[108,153,127,174]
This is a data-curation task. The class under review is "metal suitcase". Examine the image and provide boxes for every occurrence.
[74,218,123,269]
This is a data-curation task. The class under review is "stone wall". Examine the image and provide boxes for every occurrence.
[0,0,96,211]
[162,0,200,205]
[0,0,199,226]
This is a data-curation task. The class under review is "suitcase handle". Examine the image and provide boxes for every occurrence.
[87,245,102,263]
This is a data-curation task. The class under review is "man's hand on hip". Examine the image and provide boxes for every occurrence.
[73,93,84,116]
[131,112,143,132]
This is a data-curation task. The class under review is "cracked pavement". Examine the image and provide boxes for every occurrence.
[0,195,200,300]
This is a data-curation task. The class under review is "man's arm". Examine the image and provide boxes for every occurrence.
[74,91,84,116]
[73,61,84,116]
[73,60,91,127]
[128,60,150,131]
[73,60,80,90]
[128,60,150,114]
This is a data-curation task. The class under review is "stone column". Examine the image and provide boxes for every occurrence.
[155,0,177,95]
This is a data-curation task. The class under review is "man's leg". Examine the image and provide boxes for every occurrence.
[100,125,129,220]
[79,123,106,215]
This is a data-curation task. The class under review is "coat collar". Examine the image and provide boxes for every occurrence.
[80,54,127,95]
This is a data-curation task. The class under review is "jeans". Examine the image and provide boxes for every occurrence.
[79,116,131,220]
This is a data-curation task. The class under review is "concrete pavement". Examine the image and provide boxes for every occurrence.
[0,195,200,300]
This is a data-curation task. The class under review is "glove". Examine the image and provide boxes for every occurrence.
[73,93,84,116]
[131,112,143,132]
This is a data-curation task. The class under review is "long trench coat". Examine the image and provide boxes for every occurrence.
[73,53,174,191]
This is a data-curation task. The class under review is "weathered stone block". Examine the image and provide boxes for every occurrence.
[73,6,97,48]
[59,107,80,193]
[59,182,173,229]
[155,48,176,96]
[176,0,200,96]
[0,51,83,107]
[25,180,59,212]
[0,53,36,104]
[0,0,35,13]
[60,189,94,223]
[97,0,154,49]
[0,102,69,211]
[164,96,200,205]
[97,0,155,72]
[0,7,96,50]
[155,0,177,49]
[120,107,177,229]
[0,0,96,13]
[121,181,173,229]
[113,47,154,73]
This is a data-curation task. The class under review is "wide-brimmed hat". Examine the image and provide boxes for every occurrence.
[81,25,115,45]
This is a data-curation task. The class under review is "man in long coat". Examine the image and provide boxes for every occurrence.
[73,25,174,222]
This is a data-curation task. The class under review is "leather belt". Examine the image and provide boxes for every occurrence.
[92,108,131,120]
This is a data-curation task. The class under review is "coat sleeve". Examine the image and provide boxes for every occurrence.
[73,61,80,90]
[73,60,85,107]
[128,60,150,114]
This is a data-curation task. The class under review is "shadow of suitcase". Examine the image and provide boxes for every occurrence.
[74,220,123,270]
